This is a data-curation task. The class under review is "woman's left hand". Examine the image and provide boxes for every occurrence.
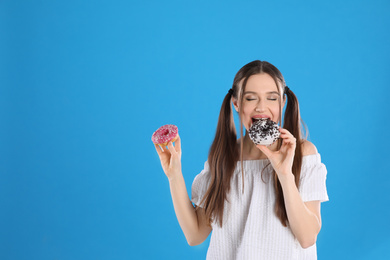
[257,128,296,178]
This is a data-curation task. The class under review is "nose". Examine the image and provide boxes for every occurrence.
[255,99,266,112]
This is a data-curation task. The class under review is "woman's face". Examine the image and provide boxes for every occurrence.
[233,73,285,130]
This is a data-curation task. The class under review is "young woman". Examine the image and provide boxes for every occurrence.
[154,60,329,259]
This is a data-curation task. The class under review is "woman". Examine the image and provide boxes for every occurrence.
[154,60,329,259]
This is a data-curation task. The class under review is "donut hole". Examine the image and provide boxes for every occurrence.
[162,129,170,136]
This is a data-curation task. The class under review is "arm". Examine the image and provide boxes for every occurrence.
[279,174,322,248]
[278,141,322,248]
[154,136,212,246]
[168,173,212,246]
[258,131,322,248]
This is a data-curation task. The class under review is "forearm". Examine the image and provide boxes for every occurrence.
[168,172,200,244]
[279,174,321,248]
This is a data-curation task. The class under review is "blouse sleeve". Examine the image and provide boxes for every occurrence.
[191,161,211,208]
[299,153,329,202]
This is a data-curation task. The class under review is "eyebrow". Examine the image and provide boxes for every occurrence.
[243,91,280,95]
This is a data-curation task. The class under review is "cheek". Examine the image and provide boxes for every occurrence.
[242,103,255,113]
[271,106,281,120]
[242,107,253,120]
[241,108,253,128]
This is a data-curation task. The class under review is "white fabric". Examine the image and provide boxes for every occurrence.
[191,153,329,260]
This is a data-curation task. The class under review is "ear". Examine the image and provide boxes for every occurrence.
[282,94,286,108]
[232,97,239,113]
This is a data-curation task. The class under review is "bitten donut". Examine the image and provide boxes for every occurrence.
[248,118,280,146]
[151,124,179,146]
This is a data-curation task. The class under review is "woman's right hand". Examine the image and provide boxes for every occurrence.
[154,135,182,181]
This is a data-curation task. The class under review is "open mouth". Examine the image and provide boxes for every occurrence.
[250,117,269,128]
[251,117,269,124]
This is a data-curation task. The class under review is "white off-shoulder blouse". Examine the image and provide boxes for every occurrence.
[191,153,329,260]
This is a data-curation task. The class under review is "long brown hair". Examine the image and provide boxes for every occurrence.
[201,60,306,227]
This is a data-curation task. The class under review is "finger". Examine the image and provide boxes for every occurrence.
[161,144,169,152]
[281,137,297,150]
[174,135,181,153]
[167,141,178,156]
[281,137,296,147]
[280,133,296,141]
[279,129,296,139]
[285,135,296,143]
[279,128,292,136]
[154,144,163,155]
[280,130,296,145]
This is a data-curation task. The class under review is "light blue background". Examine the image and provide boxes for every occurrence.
[1,0,389,259]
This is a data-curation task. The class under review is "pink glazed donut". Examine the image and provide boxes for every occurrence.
[151,124,179,146]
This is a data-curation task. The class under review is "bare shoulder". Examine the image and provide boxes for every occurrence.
[300,140,318,156]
